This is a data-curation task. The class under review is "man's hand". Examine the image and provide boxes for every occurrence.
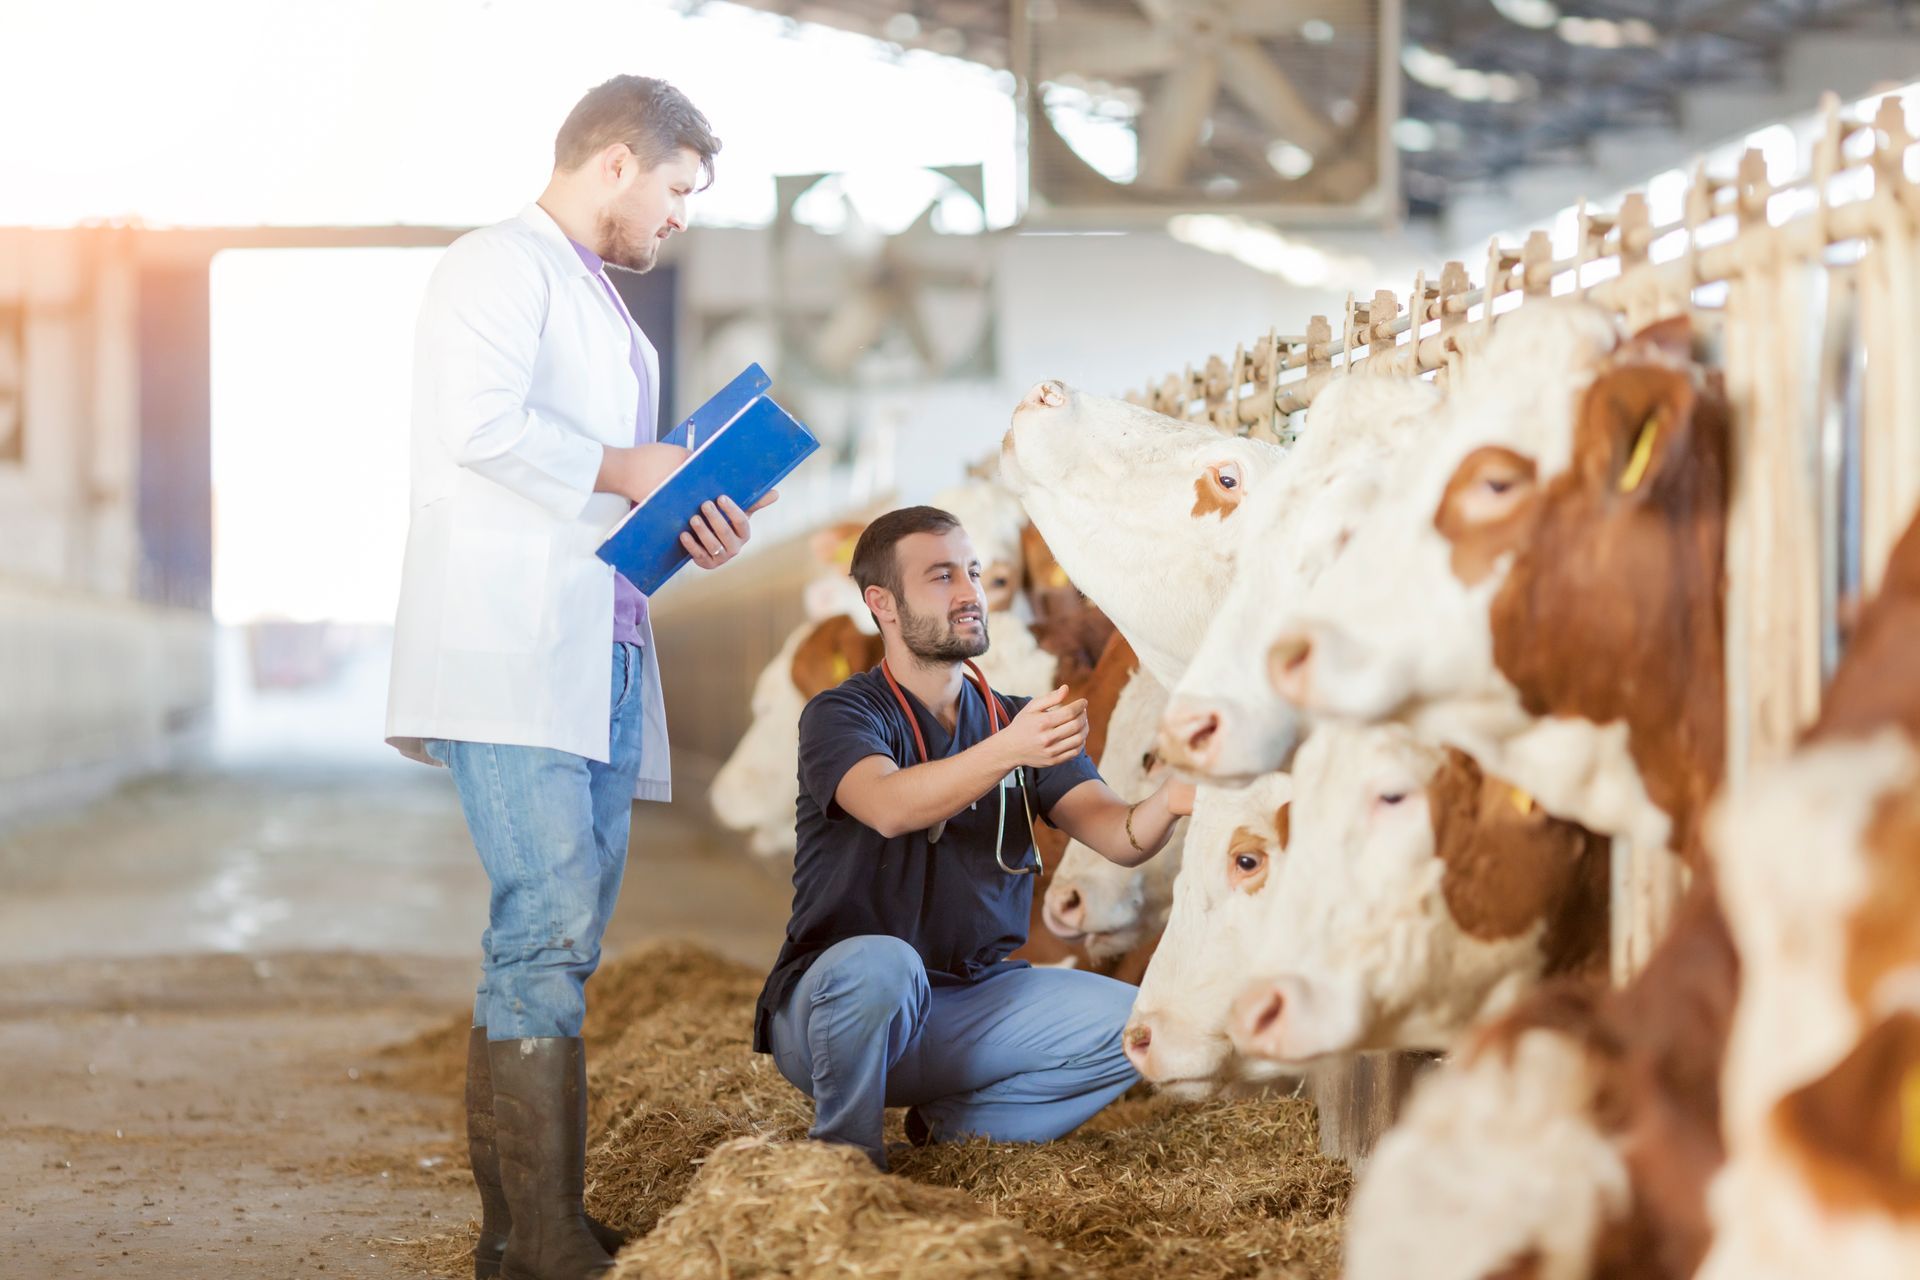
[1162,778,1197,817]
[682,491,779,571]
[1000,685,1090,770]
[595,443,689,504]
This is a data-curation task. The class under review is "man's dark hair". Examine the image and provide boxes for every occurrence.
[554,76,720,188]
[851,506,963,619]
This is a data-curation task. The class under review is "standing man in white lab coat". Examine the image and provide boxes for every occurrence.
[386,76,770,1280]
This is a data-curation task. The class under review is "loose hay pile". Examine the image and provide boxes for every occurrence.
[385,940,1350,1280]
[615,1136,1085,1280]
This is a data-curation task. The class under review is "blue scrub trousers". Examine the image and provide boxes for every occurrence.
[767,934,1141,1168]
[427,642,646,1040]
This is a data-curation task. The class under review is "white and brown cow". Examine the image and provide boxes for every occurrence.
[710,612,887,858]
[1120,771,1296,1098]
[1228,722,1608,1064]
[1160,374,1447,779]
[1042,643,1185,972]
[1321,309,1742,1280]
[1698,515,1920,1280]
[1265,305,1728,859]
[999,379,1290,689]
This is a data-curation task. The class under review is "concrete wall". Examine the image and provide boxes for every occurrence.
[0,228,215,822]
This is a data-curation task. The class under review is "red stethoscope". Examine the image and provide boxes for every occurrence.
[878,658,1040,875]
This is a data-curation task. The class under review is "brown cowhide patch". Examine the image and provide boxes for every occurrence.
[1466,883,1739,1280]
[1076,631,1138,767]
[1191,471,1243,519]
[1773,1010,1920,1219]
[1810,508,1920,746]
[1434,446,1543,586]
[1274,800,1291,851]
[789,615,886,699]
[1426,749,1610,978]
[1845,781,1920,1019]
[1482,350,1731,867]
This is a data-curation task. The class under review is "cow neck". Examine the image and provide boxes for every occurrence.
[1487,373,1731,869]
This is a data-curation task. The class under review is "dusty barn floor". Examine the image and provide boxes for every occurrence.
[0,741,793,1278]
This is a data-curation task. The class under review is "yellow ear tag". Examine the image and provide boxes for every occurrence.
[1899,1063,1920,1178]
[831,654,851,683]
[1509,787,1536,816]
[1617,414,1660,494]
[1048,566,1070,588]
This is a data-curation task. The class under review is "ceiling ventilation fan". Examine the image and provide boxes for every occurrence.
[770,164,998,384]
[1019,0,1399,221]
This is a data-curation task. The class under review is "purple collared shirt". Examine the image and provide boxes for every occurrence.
[568,236,652,645]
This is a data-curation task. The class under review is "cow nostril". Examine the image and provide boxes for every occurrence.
[1184,712,1219,755]
[1020,380,1067,412]
[1124,1023,1152,1065]
[1250,990,1285,1038]
[1268,634,1313,701]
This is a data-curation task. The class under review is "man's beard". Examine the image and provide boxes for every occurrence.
[597,212,660,273]
[898,598,989,663]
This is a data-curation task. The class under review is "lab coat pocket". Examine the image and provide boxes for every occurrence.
[440,526,549,653]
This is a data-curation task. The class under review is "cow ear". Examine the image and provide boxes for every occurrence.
[1628,315,1693,362]
[1576,363,1696,501]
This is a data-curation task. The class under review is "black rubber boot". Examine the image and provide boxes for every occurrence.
[467,1030,628,1277]
[482,1035,619,1280]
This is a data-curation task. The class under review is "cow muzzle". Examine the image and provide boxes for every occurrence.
[1017,379,1068,413]
[1229,973,1367,1064]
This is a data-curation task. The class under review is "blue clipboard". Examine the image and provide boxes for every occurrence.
[596,363,819,596]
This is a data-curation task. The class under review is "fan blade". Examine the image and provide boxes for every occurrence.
[1230,0,1360,39]
[897,297,941,373]
[812,290,892,377]
[1137,59,1220,188]
[1037,15,1174,82]
[1217,39,1333,155]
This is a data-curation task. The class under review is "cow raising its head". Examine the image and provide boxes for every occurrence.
[999,380,1289,689]
[1275,305,1730,860]
[1161,373,1445,780]
[1121,773,1294,1098]
[1227,723,1608,1064]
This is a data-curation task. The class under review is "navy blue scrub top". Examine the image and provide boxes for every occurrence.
[751,665,1101,1053]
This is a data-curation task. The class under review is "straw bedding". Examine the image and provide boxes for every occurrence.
[381,941,1349,1279]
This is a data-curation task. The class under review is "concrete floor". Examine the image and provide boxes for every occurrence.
[0,647,795,1277]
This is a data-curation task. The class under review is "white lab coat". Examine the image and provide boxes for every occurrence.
[385,203,672,801]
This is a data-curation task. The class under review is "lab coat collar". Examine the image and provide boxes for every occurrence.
[518,202,599,279]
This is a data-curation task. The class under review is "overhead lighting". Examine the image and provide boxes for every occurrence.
[1491,0,1560,29]
[1167,213,1375,288]
[1401,44,1459,89]
[1266,141,1315,179]
[1558,15,1656,48]
[1393,118,1438,152]
[1301,19,1335,44]
[1401,41,1534,103]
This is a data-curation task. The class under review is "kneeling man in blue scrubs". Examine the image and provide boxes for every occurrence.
[753,504,1190,1167]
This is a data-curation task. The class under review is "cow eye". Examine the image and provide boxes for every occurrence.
[1484,477,1513,495]
[1377,791,1408,806]
[1213,462,1243,490]
[1228,847,1269,890]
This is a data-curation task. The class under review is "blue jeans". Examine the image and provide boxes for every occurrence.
[427,642,646,1040]
[767,935,1140,1168]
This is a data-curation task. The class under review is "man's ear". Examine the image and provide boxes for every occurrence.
[863,583,895,627]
